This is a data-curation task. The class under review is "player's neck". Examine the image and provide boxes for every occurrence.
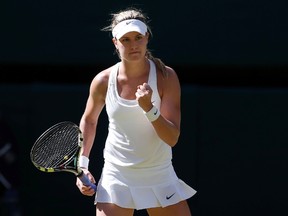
[119,58,149,78]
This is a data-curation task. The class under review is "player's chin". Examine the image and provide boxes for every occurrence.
[128,53,142,60]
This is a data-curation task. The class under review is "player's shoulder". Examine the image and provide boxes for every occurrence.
[92,64,116,85]
[164,65,176,74]
[157,65,180,96]
[89,64,115,92]
[163,65,179,81]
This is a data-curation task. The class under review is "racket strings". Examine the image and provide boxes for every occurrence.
[31,123,80,168]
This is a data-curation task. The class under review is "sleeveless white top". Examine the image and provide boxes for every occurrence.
[104,59,172,168]
[95,60,197,209]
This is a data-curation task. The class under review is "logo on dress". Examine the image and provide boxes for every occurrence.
[166,192,175,200]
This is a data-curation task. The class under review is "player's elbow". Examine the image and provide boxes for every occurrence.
[165,131,180,147]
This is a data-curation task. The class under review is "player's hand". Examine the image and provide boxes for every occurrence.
[135,83,153,111]
[76,169,96,196]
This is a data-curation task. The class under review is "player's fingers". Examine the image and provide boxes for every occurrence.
[136,89,144,97]
[76,181,94,196]
[143,83,151,90]
[81,168,96,184]
[139,84,146,91]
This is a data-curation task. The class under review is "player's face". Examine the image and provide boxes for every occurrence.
[113,32,149,61]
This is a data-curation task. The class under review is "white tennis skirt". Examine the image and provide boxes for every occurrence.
[94,161,197,210]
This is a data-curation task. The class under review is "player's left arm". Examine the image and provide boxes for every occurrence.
[152,66,181,147]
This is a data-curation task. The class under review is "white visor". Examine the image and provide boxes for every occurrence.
[112,19,147,39]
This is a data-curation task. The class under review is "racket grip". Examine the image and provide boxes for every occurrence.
[78,171,97,192]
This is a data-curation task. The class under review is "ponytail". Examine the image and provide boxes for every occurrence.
[146,50,168,78]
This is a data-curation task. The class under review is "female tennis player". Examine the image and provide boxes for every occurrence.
[76,6,196,216]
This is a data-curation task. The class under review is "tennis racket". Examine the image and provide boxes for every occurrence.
[30,121,97,191]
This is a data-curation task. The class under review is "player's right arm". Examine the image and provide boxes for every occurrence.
[79,68,111,158]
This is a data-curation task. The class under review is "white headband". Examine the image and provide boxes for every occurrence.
[112,19,147,39]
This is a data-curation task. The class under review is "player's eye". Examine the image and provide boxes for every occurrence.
[136,35,144,41]
[120,38,129,42]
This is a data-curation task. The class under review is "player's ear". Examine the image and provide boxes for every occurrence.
[146,32,151,43]
[112,38,118,49]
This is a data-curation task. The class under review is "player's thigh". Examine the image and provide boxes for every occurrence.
[96,202,134,216]
[146,200,191,216]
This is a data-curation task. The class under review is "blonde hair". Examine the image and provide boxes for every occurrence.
[102,7,168,78]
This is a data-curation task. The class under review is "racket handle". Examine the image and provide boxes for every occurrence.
[78,171,97,192]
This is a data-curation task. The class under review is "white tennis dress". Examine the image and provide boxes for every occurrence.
[94,59,196,209]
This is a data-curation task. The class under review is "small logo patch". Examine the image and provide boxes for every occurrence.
[166,193,175,200]
[153,109,158,115]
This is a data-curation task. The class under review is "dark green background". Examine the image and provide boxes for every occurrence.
[1,0,288,215]
[1,0,288,66]
[0,84,287,216]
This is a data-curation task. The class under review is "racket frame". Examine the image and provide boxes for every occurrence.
[30,121,97,191]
